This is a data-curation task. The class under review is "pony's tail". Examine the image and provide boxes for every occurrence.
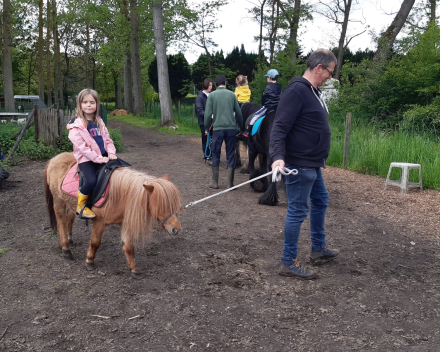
[44,164,57,230]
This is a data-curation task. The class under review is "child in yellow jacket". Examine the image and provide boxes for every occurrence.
[234,75,251,106]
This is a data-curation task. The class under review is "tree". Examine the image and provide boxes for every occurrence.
[2,0,14,111]
[152,0,174,126]
[316,0,366,80]
[130,0,144,114]
[275,0,302,64]
[148,53,191,106]
[179,0,228,77]
[38,0,44,102]
[374,0,416,62]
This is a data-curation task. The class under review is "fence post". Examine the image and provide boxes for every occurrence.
[343,112,352,169]
[34,104,39,143]
[192,104,195,127]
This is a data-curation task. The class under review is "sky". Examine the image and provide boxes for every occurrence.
[181,0,411,64]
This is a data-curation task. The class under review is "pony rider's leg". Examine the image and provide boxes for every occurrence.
[86,220,105,270]
[53,200,74,259]
[122,240,140,275]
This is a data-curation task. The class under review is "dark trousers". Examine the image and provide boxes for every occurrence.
[211,129,236,168]
[78,160,106,196]
[199,124,208,157]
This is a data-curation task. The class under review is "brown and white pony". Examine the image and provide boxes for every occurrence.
[44,152,182,278]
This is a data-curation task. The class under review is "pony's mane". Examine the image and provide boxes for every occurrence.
[242,102,262,120]
[105,167,182,243]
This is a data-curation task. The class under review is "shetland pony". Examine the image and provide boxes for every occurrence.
[44,153,182,278]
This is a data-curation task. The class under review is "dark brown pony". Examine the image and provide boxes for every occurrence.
[44,152,182,277]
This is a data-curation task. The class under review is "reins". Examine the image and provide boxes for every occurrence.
[184,166,298,209]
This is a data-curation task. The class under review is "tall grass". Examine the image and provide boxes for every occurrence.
[327,113,440,190]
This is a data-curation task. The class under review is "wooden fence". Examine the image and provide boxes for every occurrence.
[36,109,75,148]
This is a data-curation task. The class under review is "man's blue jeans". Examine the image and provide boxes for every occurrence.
[211,129,237,168]
[282,164,329,261]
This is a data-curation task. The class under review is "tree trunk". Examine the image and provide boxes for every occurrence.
[116,68,123,108]
[130,0,144,114]
[429,0,436,23]
[85,23,90,87]
[2,0,14,111]
[123,51,133,112]
[52,0,63,107]
[152,1,174,126]
[257,0,267,65]
[46,0,52,106]
[334,0,352,80]
[289,0,301,64]
[38,0,45,102]
[374,0,416,62]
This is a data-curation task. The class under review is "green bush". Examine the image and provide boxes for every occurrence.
[0,124,124,163]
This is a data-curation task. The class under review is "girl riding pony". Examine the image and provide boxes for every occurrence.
[67,88,117,218]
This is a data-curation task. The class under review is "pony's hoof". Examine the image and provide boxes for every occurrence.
[62,249,73,260]
[68,237,74,244]
[131,271,143,279]
[86,262,97,271]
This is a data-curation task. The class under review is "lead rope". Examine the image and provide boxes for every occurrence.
[184,166,298,209]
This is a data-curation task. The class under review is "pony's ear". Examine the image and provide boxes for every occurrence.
[143,184,155,194]
[163,174,170,181]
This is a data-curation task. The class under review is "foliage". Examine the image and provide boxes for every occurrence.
[327,113,440,190]
[0,123,123,163]
[224,45,259,82]
[148,53,192,104]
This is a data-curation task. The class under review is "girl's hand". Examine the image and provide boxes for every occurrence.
[109,153,117,160]
[102,157,109,163]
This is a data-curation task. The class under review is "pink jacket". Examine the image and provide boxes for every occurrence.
[67,116,116,164]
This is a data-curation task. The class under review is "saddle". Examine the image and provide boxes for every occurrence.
[61,158,131,208]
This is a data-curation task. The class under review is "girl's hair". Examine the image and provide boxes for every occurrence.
[75,88,100,128]
[236,75,248,86]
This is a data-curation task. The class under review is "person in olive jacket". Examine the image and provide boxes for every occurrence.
[195,78,213,160]
[204,75,243,189]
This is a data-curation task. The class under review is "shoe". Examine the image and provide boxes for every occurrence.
[310,246,340,264]
[279,257,316,280]
[76,191,96,218]
[242,132,249,138]
[208,166,219,189]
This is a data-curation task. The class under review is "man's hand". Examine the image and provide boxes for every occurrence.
[271,159,285,171]
[109,153,117,160]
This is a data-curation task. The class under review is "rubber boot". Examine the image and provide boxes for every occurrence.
[76,191,96,218]
[228,167,235,189]
[208,166,219,189]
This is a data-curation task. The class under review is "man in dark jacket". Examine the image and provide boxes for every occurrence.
[196,78,213,159]
[270,49,340,280]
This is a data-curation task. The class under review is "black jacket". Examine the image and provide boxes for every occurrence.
[196,90,208,126]
[269,77,331,168]
[261,82,282,109]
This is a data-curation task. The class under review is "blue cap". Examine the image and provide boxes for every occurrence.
[265,69,279,79]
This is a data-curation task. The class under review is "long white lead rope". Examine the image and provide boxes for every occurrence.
[184,166,298,208]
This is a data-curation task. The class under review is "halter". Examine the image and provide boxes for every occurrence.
[158,211,175,226]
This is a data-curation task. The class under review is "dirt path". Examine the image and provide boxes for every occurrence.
[1,120,439,351]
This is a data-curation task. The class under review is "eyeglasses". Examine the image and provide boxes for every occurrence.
[322,66,334,77]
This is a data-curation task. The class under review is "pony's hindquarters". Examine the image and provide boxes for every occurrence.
[45,153,77,259]
[44,163,57,230]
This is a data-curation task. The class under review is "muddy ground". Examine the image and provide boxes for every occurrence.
[1,120,440,352]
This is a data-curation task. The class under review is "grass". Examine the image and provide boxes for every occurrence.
[108,103,200,136]
[0,248,9,255]
[327,113,440,190]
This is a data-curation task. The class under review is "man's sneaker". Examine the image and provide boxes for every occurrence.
[310,247,340,264]
[279,258,317,280]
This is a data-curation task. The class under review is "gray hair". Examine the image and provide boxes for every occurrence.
[306,49,337,71]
